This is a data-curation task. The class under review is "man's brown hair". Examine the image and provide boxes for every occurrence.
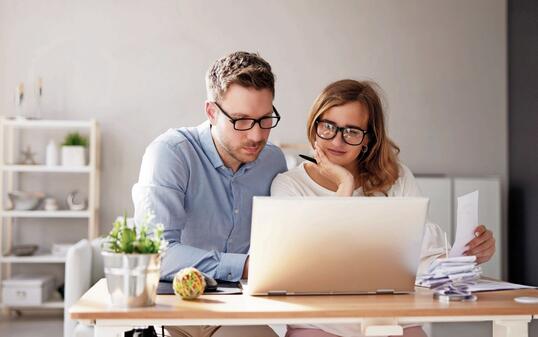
[206,51,275,102]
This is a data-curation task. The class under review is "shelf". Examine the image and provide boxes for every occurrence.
[0,165,91,173]
[0,254,66,263]
[0,300,64,309]
[0,117,99,306]
[1,118,92,129]
[0,210,91,218]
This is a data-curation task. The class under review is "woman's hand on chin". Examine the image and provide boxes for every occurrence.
[314,143,354,196]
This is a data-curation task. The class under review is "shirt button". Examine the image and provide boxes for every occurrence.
[234,209,239,214]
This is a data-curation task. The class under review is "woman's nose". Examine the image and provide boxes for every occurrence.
[330,131,346,146]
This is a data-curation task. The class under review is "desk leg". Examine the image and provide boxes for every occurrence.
[493,319,530,337]
[362,318,403,336]
[94,326,130,337]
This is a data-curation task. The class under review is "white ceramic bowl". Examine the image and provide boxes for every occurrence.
[8,191,45,210]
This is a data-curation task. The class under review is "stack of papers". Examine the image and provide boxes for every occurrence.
[416,190,536,297]
[433,283,476,301]
[416,256,481,289]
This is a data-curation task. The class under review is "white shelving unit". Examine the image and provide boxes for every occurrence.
[0,118,100,312]
[0,300,64,309]
[0,254,66,264]
[0,165,91,173]
[0,210,91,218]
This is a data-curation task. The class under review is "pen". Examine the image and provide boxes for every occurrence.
[299,154,317,164]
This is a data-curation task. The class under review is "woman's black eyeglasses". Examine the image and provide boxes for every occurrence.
[315,119,368,146]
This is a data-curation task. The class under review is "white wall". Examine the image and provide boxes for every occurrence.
[0,0,507,241]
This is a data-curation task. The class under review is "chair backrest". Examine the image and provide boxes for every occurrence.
[64,218,135,337]
[64,239,92,337]
[90,237,105,285]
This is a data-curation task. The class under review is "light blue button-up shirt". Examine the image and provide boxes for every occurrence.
[132,121,287,281]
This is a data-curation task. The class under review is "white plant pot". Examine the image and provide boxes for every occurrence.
[102,252,161,307]
[61,146,86,166]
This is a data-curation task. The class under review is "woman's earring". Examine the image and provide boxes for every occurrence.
[362,145,368,153]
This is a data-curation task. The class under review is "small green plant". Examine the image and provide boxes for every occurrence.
[63,132,88,147]
[103,213,166,254]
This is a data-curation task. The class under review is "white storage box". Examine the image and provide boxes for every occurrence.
[2,275,54,306]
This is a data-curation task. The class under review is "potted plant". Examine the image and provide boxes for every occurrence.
[61,132,88,166]
[102,214,166,307]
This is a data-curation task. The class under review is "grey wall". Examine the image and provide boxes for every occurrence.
[0,0,508,236]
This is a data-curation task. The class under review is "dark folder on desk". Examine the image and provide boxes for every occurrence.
[157,280,242,295]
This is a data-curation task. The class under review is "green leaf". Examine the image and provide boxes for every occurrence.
[62,132,88,147]
[120,227,135,253]
[103,212,166,254]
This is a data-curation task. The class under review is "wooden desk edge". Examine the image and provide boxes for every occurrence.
[69,279,538,321]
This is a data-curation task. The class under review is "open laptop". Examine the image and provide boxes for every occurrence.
[245,197,429,295]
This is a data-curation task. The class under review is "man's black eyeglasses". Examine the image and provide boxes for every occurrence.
[213,102,281,131]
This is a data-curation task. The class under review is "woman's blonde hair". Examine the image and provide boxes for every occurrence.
[306,79,400,196]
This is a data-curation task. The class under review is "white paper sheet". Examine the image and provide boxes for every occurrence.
[449,190,479,257]
[467,279,536,292]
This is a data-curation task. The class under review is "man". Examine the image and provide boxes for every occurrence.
[132,51,287,337]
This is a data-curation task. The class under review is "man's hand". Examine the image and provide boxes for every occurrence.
[242,256,249,279]
[463,224,496,264]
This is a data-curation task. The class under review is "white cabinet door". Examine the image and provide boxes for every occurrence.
[416,177,453,241]
[453,178,502,279]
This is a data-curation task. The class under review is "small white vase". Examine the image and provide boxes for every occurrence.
[61,146,86,166]
[46,140,59,166]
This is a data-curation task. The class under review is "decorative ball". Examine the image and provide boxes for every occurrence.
[173,267,206,300]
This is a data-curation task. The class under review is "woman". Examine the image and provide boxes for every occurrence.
[271,79,496,337]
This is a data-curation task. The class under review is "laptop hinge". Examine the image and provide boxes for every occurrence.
[268,290,287,296]
[376,289,395,294]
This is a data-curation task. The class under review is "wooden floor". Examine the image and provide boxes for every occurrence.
[0,313,62,337]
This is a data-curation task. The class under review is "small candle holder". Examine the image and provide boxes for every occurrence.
[15,82,25,119]
[34,77,43,119]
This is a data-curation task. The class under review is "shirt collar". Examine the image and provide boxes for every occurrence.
[198,121,224,169]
